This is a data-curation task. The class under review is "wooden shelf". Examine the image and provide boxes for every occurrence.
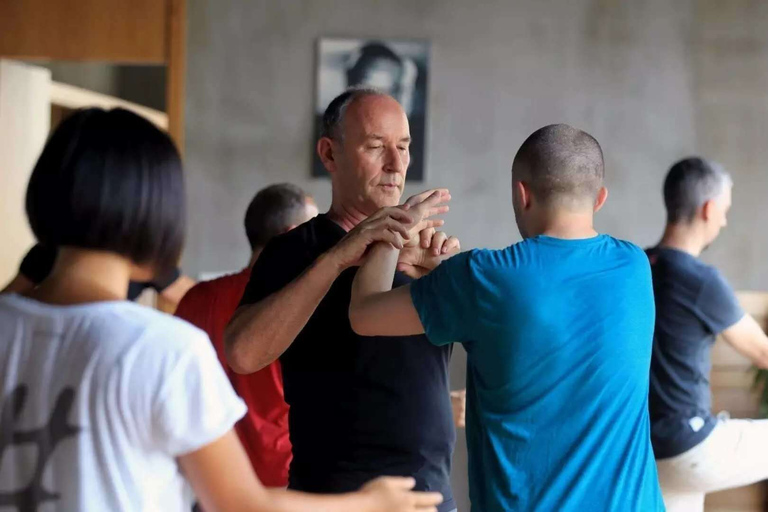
[50,81,168,130]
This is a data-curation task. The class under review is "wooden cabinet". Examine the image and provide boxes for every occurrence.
[0,0,186,150]
[0,0,185,290]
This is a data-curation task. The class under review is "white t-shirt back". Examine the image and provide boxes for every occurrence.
[0,294,246,512]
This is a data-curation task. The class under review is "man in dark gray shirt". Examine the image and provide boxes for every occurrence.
[648,157,768,511]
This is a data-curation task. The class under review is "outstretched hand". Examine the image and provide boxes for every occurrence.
[401,189,451,240]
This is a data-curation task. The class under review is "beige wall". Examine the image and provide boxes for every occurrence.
[0,60,50,285]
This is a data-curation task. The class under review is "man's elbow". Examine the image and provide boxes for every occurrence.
[223,326,264,375]
[348,304,375,337]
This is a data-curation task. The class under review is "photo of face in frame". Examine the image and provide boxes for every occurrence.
[313,37,430,182]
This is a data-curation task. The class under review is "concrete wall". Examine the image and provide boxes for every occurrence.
[183,1,768,509]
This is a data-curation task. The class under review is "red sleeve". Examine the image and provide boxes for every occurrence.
[174,285,205,329]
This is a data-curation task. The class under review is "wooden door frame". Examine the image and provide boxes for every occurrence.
[0,0,186,151]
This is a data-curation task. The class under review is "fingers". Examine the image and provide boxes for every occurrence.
[451,389,466,428]
[368,206,413,225]
[427,204,450,218]
[418,191,451,214]
[443,235,461,255]
[404,188,449,208]
[412,491,444,507]
[429,231,448,256]
[379,476,416,490]
[379,217,409,240]
[406,190,451,223]
[419,227,435,249]
[420,218,445,231]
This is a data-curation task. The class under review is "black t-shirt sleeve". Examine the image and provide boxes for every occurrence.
[239,235,314,307]
[19,244,57,284]
[149,267,181,292]
[696,267,744,334]
[126,267,181,301]
[127,281,148,301]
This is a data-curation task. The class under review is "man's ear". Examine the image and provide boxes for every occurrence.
[701,198,716,222]
[514,180,532,211]
[594,187,608,213]
[317,137,338,175]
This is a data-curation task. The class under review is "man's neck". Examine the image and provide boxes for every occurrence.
[530,210,599,240]
[327,202,370,232]
[247,247,264,269]
[658,223,705,257]
[25,248,131,305]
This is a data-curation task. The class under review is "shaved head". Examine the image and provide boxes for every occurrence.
[512,124,604,209]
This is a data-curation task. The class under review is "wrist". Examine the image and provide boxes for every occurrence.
[317,249,346,276]
[345,489,377,512]
[371,241,400,256]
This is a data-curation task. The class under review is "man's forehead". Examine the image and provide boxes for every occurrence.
[345,95,409,137]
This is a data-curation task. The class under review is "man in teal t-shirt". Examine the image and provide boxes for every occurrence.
[348,124,663,511]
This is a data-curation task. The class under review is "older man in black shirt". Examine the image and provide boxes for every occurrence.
[225,87,458,511]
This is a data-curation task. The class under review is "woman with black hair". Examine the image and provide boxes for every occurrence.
[0,108,442,512]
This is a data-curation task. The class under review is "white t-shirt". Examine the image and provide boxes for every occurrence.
[0,294,246,512]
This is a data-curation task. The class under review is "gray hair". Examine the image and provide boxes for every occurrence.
[663,157,732,224]
[320,85,388,142]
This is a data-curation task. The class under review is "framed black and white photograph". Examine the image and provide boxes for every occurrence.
[313,37,430,181]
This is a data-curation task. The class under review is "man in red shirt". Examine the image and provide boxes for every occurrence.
[176,183,318,487]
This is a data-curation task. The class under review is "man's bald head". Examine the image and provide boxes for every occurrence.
[321,85,396,143]
[512,124,605,209]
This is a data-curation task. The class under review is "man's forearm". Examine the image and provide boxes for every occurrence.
[265,488,378,512]
[225,253,341,374]
[349,242,400,334]
[352,242,400,301]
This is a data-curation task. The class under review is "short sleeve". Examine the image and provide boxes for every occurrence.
[410,250,478,346]
[19,244,57,283]
[239,236,312,307]
[173,283,205,328]
[152,337,246,457]
[696,268,744,335]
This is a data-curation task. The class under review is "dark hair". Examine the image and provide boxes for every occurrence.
[512,123,604,206]
[25,108,185,275]
[320,85,387,141]
[346,42,403,86]
[244,183,311,249]
[663,157,731,224]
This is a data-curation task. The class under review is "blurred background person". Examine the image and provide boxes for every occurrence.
[176,183,318,487]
